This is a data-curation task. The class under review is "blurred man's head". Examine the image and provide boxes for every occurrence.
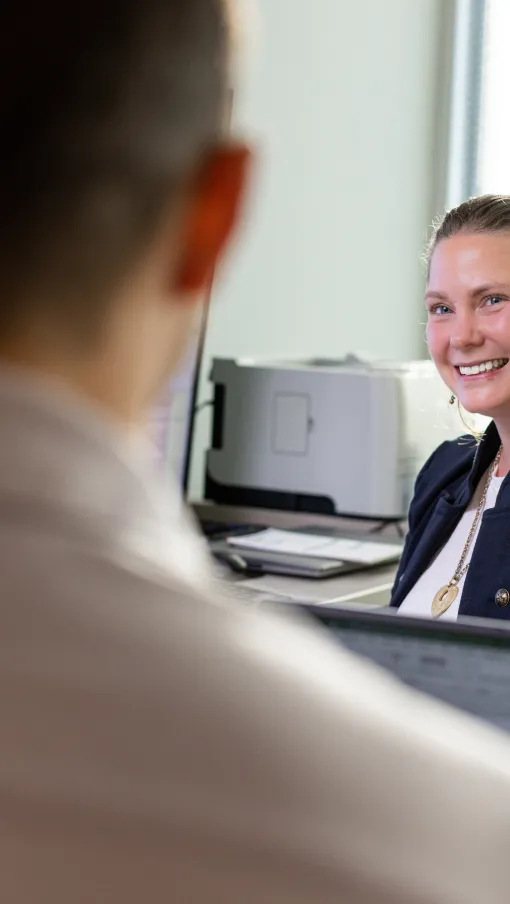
[0,0,250,419]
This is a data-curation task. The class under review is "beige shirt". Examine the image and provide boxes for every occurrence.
[1,369,510,903]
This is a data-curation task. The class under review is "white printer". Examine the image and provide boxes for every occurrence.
[204,355,468,520]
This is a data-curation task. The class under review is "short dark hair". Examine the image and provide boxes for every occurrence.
[0,0,231,341]
[426,194,510,278]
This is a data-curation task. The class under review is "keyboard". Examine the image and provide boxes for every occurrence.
[200,520,263,539]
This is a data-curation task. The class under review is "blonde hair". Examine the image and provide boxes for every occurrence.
[426,194,510,278]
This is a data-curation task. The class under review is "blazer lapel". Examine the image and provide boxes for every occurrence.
[392,494,466,608]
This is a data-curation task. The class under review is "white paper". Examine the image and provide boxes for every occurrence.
[227,528,402,565]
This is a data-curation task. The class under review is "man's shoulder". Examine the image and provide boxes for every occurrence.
[2,530,510,901]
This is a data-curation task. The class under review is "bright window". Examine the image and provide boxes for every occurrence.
[477,0,510,193]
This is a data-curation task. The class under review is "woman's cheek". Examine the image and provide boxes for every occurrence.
[427,320,449,362]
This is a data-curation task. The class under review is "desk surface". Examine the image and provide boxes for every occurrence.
[241,564,396,608]
[194,502,401,609]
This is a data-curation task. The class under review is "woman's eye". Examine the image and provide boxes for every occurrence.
[429,304,451,316]
[484,294,505,307]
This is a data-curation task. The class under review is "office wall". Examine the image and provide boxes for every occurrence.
[189,0,452,496]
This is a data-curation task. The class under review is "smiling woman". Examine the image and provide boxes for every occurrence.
[390,194,510,623]
[426,231,510,426]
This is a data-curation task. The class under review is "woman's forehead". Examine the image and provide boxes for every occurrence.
[429,233,510,289]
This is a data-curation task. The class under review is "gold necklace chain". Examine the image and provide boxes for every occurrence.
[431,446,502,619]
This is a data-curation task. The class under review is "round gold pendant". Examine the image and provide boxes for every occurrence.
[432,584,459,618]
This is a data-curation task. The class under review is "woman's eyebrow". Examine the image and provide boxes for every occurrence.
[469,282,509,297]
[425,290,448,301]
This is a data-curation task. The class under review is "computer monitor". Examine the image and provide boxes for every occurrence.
[148,90,233,498]
[148,302,209,493]
[301,606,510,732]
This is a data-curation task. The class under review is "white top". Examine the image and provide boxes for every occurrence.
[399,470,504,620]
[3,369,510,903]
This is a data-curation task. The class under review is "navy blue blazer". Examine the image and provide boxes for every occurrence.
[390,420,510,619]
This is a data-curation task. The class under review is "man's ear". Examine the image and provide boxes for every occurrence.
[174,143,252,296]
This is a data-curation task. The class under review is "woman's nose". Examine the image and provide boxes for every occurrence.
[449,314,483,350]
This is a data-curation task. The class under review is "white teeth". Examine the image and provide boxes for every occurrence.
[459,358,507,375]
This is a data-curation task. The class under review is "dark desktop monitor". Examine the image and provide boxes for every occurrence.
[149,90,234,493]
[148,302,209,494]
[302,605,510,733]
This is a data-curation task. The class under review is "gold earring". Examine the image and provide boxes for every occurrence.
[449,394,456,405]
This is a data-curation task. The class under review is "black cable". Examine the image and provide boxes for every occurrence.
[369,520,406,538]
[194,398,214,414]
